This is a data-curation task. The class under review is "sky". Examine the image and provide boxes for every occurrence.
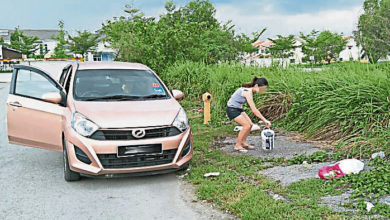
[0,0,365,39]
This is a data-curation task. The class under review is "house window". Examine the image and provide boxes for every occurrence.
[44,44,48,53]
[93,54,102,61]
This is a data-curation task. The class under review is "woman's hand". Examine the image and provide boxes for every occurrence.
[264,119,271,128]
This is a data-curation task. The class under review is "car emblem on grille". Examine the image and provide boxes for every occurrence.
[132,129,146,139]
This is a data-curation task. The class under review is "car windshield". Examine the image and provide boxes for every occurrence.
[73,69,169,101]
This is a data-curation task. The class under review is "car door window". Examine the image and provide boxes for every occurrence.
[15,69,60,100]
[59,67,69,86]
[64,68,73,94]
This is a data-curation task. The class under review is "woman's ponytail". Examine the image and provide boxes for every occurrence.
[242,77,257,88]
[242,76,268,88]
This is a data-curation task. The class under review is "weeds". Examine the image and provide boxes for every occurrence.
[162,61,390,156]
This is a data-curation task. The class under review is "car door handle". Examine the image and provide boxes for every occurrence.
[9,101,22,107]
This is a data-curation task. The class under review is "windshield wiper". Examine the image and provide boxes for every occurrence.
[82,95,142,101]
[141,94,167,99]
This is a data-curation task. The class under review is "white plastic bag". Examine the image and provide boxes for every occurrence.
[234,124,261,132]
[338,159,365,175]
[203,172,220,177]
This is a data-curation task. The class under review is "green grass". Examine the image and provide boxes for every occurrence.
[162,61,390,157]
[163,61,389,218]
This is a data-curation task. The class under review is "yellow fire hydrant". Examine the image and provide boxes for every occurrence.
[202,92,212,124]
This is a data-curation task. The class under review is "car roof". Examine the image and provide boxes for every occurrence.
[78,62,150,71]
[17,61,153,81]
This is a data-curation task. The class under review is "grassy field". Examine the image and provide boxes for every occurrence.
[162,61,390,157]
[162,61,389,219]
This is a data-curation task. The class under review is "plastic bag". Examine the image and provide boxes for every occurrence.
[234,124,261,132]
[318,159,364,180]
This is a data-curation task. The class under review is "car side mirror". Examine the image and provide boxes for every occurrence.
[42,92,62,104]
[172,90,184,101]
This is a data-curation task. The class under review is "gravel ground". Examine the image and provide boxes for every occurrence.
[216,133,321,160]
[258,162,333,187]
[379,196,390,206]
[321,190,358,212]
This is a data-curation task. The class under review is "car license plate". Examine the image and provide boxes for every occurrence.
[117,144,162,157]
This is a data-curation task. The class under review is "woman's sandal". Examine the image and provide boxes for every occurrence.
[233,147,248,153]
[243,144,255,150]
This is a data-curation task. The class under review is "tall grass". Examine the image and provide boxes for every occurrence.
[161,61,390,155]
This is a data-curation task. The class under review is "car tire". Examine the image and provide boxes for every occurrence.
[62,138,81,182]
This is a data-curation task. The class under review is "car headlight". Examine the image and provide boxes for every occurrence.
[172,108,189,132]
[71,112,99,137]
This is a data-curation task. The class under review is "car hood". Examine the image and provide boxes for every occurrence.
[73,98,181,128]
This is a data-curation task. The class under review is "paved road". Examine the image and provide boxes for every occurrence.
[0,83,231,220]
[0,73,12,83]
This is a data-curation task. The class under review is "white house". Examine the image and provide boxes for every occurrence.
[291,37,305,64]
[86,41,116,62]
[339,36,362,61]
[244,40,274,67]
[0,29,59,57]
[246,35,390,66]
[1,28,117,62]
[247,37,305,67]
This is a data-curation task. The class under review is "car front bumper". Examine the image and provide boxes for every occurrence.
[64,126,193,176]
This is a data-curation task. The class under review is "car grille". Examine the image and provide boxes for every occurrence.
[97,149,177,169]
[90,127,181,140]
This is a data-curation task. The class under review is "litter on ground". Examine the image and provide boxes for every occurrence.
[371,151,385,159]
[365,201,374,213]
[318,159,364,180]
[203,172,220,177]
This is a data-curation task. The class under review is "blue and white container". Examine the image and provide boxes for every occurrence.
[261,128,275,150]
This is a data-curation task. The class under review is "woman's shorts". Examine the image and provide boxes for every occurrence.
[226,106,244,120]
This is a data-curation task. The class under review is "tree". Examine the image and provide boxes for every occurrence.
[354,0,390,63]
[268,35,296,66]
[68,30,99,58]
[300,30,320,63]
[9,28,39,57]
[315,31,347,63]
[52,21,70,58]
[300,30,347,63]
[103,0,264,72]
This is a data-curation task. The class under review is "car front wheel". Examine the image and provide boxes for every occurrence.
[62,137,81,182]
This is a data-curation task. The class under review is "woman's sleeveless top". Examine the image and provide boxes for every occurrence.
[227,87,249,109]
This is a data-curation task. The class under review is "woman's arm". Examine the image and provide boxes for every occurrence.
[243,90,271,127]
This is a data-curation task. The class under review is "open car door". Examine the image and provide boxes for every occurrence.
[7,65,66,152]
